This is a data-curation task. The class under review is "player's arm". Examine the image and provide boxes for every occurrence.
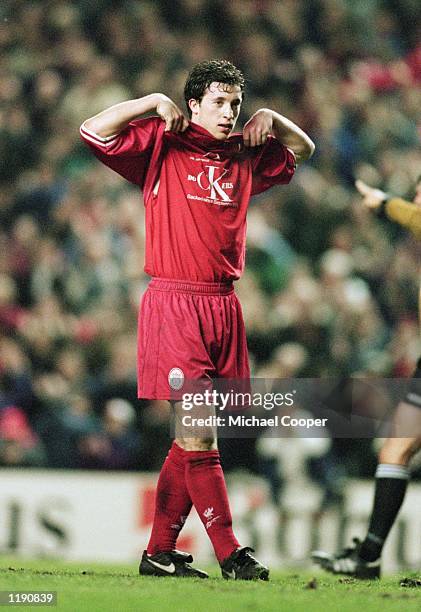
[83,94,189,138]
[243,109,315,163]
[356,179,421,239]
[81,95,187,186]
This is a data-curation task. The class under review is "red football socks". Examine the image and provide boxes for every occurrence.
[147,444,240,562]
[146,442,192,554]
[184,448,240,562]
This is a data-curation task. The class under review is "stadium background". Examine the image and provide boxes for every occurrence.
[0,0,420,570]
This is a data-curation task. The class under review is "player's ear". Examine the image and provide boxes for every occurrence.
[188,98,200,116]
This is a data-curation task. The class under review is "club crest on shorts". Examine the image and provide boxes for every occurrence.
[168,367,184,390]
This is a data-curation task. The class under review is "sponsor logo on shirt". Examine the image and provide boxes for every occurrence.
[187,165,237,207]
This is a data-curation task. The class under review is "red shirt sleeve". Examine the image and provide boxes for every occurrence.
[80,117,163,187]
[251,136,296,196]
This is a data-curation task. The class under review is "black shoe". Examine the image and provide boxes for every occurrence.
[139,550,209,578]
[220,547,269,581]
[312,538,381,579]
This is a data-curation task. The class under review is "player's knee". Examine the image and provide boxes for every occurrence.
[175,436,216,451]
[378,437,419,465]
[193,436,216,451]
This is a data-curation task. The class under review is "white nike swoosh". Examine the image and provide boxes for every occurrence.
[225,569,235,578]
[148,559,176,574]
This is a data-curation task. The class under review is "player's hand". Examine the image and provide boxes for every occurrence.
[243,109,273,147]
[156,95,189,133]
[355,179,387,209]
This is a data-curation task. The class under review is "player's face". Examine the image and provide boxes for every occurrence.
[189,82,242,140]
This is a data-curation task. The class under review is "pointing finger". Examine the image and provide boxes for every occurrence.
[355,179,370,195]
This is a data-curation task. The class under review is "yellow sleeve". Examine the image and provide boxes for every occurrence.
[385,198,421,239]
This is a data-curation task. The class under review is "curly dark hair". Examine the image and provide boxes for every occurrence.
[184,59,245,116]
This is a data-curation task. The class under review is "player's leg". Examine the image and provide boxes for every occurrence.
[138,286,207,577]
[185,290,268,580]
[174,401,269,580]
[356,401,421,564]
[145,439,192,553]
[140,418,210,577]
[174,401,239,561]
[139,425,209,578]
[312,399,421,578]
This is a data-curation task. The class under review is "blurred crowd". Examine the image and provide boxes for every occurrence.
[0,0,420,497]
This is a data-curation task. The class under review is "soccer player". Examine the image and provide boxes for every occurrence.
[312,177,421,578]
[80,60,315,580]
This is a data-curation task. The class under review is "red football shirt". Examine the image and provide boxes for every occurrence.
[80,117,295,282]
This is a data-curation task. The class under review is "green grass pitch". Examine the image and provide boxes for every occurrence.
[0,557,420,612]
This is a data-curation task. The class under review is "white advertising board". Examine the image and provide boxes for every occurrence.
[0,469,419,573]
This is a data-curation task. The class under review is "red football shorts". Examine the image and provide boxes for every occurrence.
[137,278,250,400]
